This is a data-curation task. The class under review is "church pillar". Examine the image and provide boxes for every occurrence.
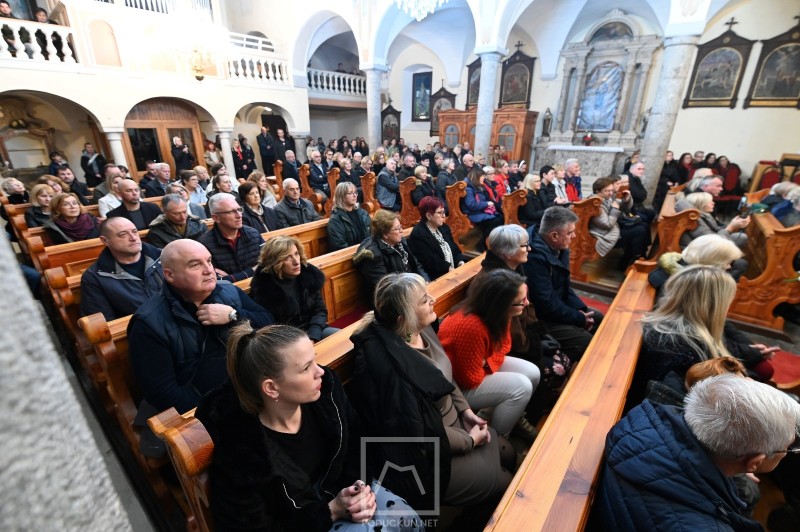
[474,51,503,160]
[640,36,699,200]
[564,65,586,135]
[626,60,653,134]
[104,130,128,169]
[555,62,573,133]
[363,65,388,156]
[216,129,235,175]
[613,56,638,133]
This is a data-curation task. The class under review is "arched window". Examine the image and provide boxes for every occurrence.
[444,125,459,147]
[497,125,516,152]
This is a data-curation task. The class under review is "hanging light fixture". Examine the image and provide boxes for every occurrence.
[395,0,449,22]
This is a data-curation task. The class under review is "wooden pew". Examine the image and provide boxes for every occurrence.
[297,163,325,216]
[147,257,485,531]
[445,181,470,252]
[399,176,421,228]
[650,208,700,257]
[487,264,656,531]
[567,197,603,282]
[503,189,527,227]
[360,172,380,216]
[324,167,340,216]
[271,160,285,201]
[728,211,800,332]
[657,183,687,221]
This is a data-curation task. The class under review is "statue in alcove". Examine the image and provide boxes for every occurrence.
[541,108,552,137]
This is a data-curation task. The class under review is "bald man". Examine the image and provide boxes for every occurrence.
[129,239,273,421]
[80,217,164,321]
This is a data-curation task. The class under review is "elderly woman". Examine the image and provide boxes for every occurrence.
[196,323,421,532]
[24,183,54,228]
[98,172,124,217]
[518,174,548,226]
[238,181,278,233]
[327,181,370,252]
[193,165,211,191]
[44,192,101,244]
[588,176,649,270]
[439,269,541,442]
[680,192,749,249]
[462,167,504,251]
[250,236,339,342]
[435,157,457,208]
[351,273,515,514]
[2,177,29,204]
[36,174,65,196]
[410,165,436,206]
[353,209,429,302]
[407,196,465,280]
[182,169,208,205]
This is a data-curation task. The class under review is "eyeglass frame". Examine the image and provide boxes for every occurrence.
[215,207,244,216]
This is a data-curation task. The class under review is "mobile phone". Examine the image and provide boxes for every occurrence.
[738,197,748,216]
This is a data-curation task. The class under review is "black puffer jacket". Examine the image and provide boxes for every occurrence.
[353,236,429,304]
[199,224,264,282]
[327,207,370,252]
[249,264,329,341]
[196,368,361,532]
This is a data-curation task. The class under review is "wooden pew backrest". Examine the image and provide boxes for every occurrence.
[568,196,602,282]
[652,208,700,257]
[503,189,527,227]
[360,172,379,216]
[445,181,469,252]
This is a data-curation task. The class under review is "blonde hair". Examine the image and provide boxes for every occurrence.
[51,192,87,219]
[521,173,541,191]
[247,170,276,200]
[684,191,713,211]
[333,181,357,210]
[257,235,307,279]
[357,273,428,338]
[641,265,734,360]
[682,234,743,267]
[30,184,54,207]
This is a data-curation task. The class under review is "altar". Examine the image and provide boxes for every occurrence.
[534,144,623,196]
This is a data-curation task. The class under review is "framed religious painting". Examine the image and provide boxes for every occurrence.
[499,51,536,108]
[744,22,800,108]
[381,105,401,143]
[411,72,432,121]
[466,58,481,108]
[683,26,754,108]
[428,86,456,136]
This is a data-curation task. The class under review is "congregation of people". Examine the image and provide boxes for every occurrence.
[3,125,800,532]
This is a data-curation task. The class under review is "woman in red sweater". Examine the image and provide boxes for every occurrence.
[439,269,541,441]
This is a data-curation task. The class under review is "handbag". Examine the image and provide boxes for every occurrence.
[618,212,642,227]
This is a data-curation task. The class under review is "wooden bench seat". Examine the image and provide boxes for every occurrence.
[487,263,656,531]
[147,257,485,531]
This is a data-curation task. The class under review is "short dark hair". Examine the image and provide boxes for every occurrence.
[539,206,578,236]
[540,165,554,175]
[593,176,616,193]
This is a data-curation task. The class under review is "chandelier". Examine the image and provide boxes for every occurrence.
[395,0,449,21]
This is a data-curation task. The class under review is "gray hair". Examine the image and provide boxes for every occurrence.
[684,374,800,459]
[487,224,528,259]
[788,187,800,209]
[282,178,299,191]
[699,175,722,190]
[361,273,428,338]
[441,157,453,170]
[208,192,237,214]
[157,162,170,172]
[161,193,186,210]
[565,158,579,169]
[539,206,578,236]
[333,181,357,210]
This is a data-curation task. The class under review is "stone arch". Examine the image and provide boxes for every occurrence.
[233,102,299,138]
[291,11,359,84]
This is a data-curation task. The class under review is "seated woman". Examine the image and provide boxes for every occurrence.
[517,174,548,227]
[36,174,65,196]
[338,158,362,199]
[98,172,124,217]
[492,161,512,197]
[24,184,54,228]
[1,178,30,241]
[181,169,208,205]
[196,323,421,532]
[247,170,278,209]
[410,165,436,206]
[680,192,749,249]
[165,182,206,219]
[327,181,370,252]
[439,269,541,442]
[350,273,515,512]
[239,182,278,233]
[407,196,465,280]
[461,167,504,252]
[353,209,429,302]
[250,236,339,342]
[588,177,649,270]
[43,192,101,244]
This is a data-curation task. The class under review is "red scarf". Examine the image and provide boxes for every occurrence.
[54,213,96,241]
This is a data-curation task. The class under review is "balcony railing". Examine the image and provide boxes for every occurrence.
[227,55,290,85]
[94,0,213,20]
[307,68,366,96]
[229,31,275,53]
[0,19,77,63]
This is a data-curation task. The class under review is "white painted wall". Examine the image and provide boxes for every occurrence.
[309,109,368,147]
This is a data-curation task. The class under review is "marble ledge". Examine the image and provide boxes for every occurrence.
[547,144,625,153]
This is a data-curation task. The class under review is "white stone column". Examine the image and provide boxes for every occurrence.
[216,129,236,174]
[293,133,308,164]
[640,36,699,200]
[104,130,128,169]
[626,61,653,134]
[362,64,388,156]
[564,64,586,135]
[474,51,503,160]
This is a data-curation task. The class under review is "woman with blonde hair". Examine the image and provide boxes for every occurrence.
[97,171,124,217]
[327,181,370,251]
[681,191,749,249]
[518,173,548,226]
[250,236,338,341]
[24,183,54,228]
[43,192,100,244]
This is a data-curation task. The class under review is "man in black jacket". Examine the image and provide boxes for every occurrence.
[107,179,162,230]
[57,166,91,204]
[282,150,300,184]
[274,179,321,228]
[199,193,264,282]
[308,149,330,201]
[80,142,107,187]
[626,161,655,223]
[453,153,474,181]
[256,126,275,173]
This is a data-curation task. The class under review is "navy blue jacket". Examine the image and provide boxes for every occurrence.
[308,163,330,195]
[80,243,164,320]
[327,207,370,252]
[597,400,762,532]
[129,282,273,413]
[523,229,586,327]
[199,224,264,282]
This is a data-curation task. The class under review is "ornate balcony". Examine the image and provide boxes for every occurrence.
[307,68,367,106]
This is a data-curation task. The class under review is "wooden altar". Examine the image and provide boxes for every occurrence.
[437,108,537,162]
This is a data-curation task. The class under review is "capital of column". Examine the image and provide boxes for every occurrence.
[360,63,389,73]
[216,130,233,140]
[476,51,503,65]
[104,131,124,141]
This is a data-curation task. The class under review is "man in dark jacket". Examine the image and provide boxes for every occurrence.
[80,217,164,321]
[282,150,300,184]
[256,126,275,173]
[274,178,321,228]
[453,153,474,181]
[523,207,602,360]
[107,178,162,230]
[598,374,799,532]
[199,193,264,282]
[397,152,417,181]
[57,166,91,203]
[80,142,107,187]
[129,239,273,416]
[308,149,330,200]
[144,163,172,198]
[626,161,656,223]
[146,194,208,248]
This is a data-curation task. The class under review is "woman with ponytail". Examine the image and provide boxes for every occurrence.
[196,323,422,532]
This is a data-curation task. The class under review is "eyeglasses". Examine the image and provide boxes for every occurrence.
[771,447,800,455]
[433,210,446,216]
[216,207,243,216]
[346,191,359,195]
[61,201,80,207]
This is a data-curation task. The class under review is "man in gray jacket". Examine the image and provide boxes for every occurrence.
[376,158,401,212]
[273,178,321,228]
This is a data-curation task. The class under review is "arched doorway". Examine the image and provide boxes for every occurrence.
[123,98,207,178]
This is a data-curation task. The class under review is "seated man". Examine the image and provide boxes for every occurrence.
[376,158,401,212]
[106,178,162,230]
[56,166,91,206]
[146,193,208,248]
[129,239,273,417]
[143,163,172,198]
[273,178,321,228]
[198,193,264,282]
[523,207,603,360]
[598,374,800,531]
[307,149,330,201]
[282,149,300,183]
[80,217,164,321]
